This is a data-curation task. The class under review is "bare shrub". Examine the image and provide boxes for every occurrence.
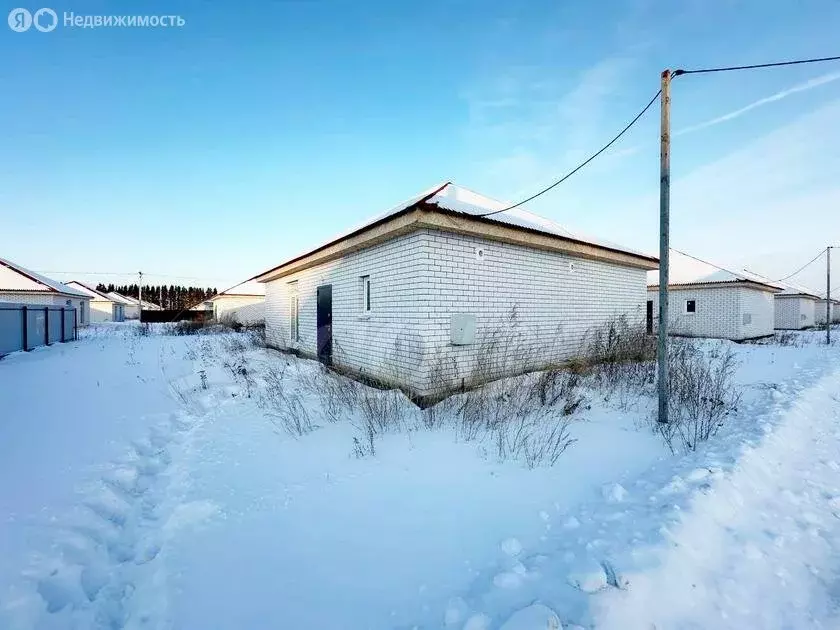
[449,368,582,467]
[304,364,359,424]
[247,325,267,348]
[583,315,656,405]
[357,387,411,435]
[656,339,741,453]
[532,368,584,414]
[171,321,207,336]
[499,411,577,468]
[221,336,255,398]
[258,363,314,436]
[774,331,802,347]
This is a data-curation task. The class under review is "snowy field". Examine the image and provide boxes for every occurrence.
[0,323,838,629]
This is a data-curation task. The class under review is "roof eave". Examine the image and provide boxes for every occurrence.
[647,279,782,292]
[255,204,657,283]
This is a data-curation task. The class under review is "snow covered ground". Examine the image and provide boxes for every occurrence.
[0,324,838,629]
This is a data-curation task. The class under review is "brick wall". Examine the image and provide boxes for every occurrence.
[736,287,775,339]
[646,285,775,341]
[648,285,740,339]
[0,292,62,306]
[265,228,648,396]
[214,295,265,325]
[775,296,818,329]
[413,230,646,393]
[265,231,432,388]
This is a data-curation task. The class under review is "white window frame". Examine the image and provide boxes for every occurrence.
[360,275,371,313]
[288,281,299,342]
[684,299,697,314]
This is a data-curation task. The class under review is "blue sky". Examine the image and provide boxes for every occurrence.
[1,0,839,292]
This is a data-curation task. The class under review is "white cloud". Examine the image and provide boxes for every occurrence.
[607,99,840,294]
[675,71,840,136]
[462,56,636,196]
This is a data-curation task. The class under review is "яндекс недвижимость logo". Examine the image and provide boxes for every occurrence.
[7,7,57,32]
[7,8,185,31]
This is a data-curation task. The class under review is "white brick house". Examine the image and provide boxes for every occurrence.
[65,281,125,323]
[0,256,91,326]
[646,251,781,341]
[210,281,265,326]
[774,288,821,329]
[816,299,840,325]
[253,183,658,398]
[107,292,141,319]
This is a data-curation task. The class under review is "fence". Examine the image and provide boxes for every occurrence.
[140,309,213,323]
[0,303,77,357]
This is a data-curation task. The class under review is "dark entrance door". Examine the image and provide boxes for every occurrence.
[646,300,654,335]
[316,285,332,365]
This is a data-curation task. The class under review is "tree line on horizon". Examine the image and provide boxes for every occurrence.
[94,284,218,310]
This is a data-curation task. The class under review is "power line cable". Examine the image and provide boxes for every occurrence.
[675,55,840,76]
[476,89,662,217]
[773,249,826,282]
[35,269,228,282]
[667,247,747,278]
[475,55,840,219]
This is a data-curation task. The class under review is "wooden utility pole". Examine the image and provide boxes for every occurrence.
[827,247,832,345]
[658,69,672,424]
[138,271,143,320]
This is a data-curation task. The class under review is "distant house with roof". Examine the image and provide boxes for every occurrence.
[210,280,264,326]
[104,292,161,319]
[0,256,91,326]
[772,284,822,330]
[107,292,140,319]
[646,251,783,341]
[66,281,125,322]
[816,298,840,325]
[252,182,658,399]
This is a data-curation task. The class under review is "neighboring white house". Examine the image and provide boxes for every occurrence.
[211,280,265,326]
[816,298,840,325]
[646,251,782,341]
[107,292,141,319]
[66,281,125,322]
[104,292,161,319]
[773,286,822,330]
[0,256,91,326]
[253,182,658,399]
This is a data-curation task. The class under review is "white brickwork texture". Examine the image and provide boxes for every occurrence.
[265,229,647,395]
[775,296,818,329]
[815,300,840,325]
[0,292,63,306]
[647,285,775,341]
[214,296,265,325]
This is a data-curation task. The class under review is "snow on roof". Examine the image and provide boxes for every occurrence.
[254,182,655,280]
[0,256,90,298]
[735,270,822,299]
[214,280,265,298]
[107,292,136,305]
[648,251,784,291]
[775,283,823,299]
[376,182,653,259]
[65,281,114,301]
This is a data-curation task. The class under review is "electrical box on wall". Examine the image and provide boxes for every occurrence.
[450,313,476,345]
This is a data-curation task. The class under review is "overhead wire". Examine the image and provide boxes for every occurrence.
[475,89,662,217]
